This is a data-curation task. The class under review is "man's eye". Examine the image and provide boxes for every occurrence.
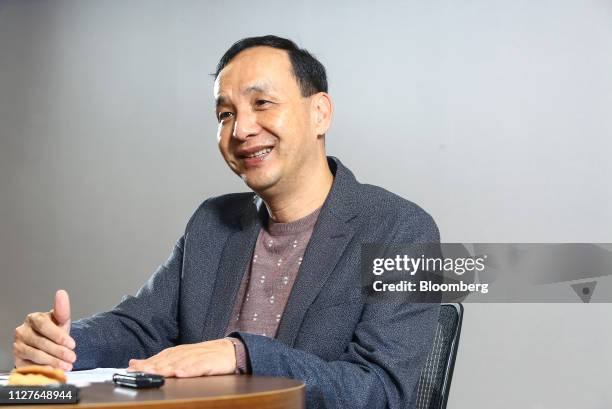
[255,99,271,107]
[218,111,233,122]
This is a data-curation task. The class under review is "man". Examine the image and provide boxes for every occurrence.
[13,35,440,408]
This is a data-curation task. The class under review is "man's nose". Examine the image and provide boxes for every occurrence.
[232,111,261,141]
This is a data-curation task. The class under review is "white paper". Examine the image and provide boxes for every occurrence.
[66,368,127,387]
[0,368,127,387]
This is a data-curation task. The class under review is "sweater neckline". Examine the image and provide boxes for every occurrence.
[266,207,322,236]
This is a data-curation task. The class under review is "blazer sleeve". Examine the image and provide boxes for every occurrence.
[70,236,184,369]
[232,302,438,409]
[232,211,441,409]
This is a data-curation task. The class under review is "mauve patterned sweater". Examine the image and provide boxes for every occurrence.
[225,207,321,372]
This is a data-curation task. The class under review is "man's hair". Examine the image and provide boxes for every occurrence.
[214,35,328,97]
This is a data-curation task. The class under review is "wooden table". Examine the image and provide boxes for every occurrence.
[4,375,305,409]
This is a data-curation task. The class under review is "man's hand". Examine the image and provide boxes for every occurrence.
[13,290,76,371]
[127,339,236,377]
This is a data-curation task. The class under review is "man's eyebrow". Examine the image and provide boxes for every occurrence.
[215,83,276,107]
[215,95,230,108]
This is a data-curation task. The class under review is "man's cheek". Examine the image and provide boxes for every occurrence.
[217,137,232,161]
[260,109,287,132]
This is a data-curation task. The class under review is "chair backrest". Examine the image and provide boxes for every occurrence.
[415,303,464,409]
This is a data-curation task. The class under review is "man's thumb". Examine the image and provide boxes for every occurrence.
[52,289,71,328]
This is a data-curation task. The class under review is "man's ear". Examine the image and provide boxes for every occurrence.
[311,92,333,136]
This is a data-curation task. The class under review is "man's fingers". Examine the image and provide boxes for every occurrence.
[127,348,172,370]
[129,358,180,378]
[150,365,175,378]
[13,342,73,371]
[129,358,205,378]
[14,357,36,368]
[25,330,76,364]
[52,290,71,330]
[13,299,75,371]
[128,361,171,377]
[128,359,164,371]
[174,361,205,378]
[26,313,75,349]
[128,359,143,369]
[127,359,150,372]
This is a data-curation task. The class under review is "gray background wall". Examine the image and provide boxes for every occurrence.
[1,1,611,408]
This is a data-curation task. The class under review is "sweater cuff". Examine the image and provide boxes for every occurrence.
[225,337,249,374]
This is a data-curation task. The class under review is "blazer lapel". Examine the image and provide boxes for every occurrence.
[200,197,264,341]
[276,157,362,346]
[276,211,357,346]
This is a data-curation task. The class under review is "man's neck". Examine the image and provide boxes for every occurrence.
[260,158,334,223]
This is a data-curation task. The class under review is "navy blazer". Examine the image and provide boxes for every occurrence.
[71,157,440,409]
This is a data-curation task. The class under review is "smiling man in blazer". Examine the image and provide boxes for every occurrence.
[13,35,440,409]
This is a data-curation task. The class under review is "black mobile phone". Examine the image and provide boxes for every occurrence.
[112,372,165,389]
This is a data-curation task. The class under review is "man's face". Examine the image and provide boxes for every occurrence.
[214,47,320,195]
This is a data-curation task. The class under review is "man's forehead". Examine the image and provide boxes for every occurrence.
[215,79,276,96]
[214,47,296,98]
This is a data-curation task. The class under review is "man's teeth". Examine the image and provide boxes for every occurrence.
[246,148,272,158]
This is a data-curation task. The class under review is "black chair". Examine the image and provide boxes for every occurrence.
[415,303,464,409]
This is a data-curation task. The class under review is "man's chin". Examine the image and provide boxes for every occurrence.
[241,172,280,195]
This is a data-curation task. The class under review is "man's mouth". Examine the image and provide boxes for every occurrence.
[237,145,275,167]
[244,147,273,159]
